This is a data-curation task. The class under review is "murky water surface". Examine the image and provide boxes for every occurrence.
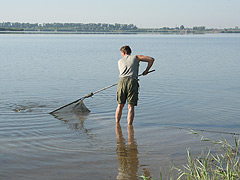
[1,34,240,179]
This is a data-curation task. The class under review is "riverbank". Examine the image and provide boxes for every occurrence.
[1,22,240,34]
[1,29,240,35]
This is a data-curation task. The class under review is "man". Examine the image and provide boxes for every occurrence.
[115,45,154,124]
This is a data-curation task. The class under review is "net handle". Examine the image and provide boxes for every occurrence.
[91,69,155,95]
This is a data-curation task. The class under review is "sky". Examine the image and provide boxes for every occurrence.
[1,0,239,28]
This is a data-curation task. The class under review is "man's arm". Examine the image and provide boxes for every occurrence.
[136,55,155,75]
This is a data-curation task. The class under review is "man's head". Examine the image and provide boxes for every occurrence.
[120,45,132,56]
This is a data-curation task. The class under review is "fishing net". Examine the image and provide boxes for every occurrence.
[50,83,118,115]
[51,100,90,115]
[52,103,91,136]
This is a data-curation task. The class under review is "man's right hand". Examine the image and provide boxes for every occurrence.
[142,70,149,76]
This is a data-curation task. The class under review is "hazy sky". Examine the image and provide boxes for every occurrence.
[1,0,239,28]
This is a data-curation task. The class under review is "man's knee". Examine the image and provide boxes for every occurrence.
[128,104,134,111]
[118,104,125,109]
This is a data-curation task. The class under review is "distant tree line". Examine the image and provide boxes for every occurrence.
[0,22,138,32]
[0,22,239,34]
[0,27,24,31]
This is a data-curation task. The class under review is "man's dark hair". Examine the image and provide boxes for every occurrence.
[120,45,132,55]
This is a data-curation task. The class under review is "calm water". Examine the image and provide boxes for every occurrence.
[0,33,240,179]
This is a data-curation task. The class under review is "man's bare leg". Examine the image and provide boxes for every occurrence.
[115,104,124,123]
[127,104,135,125]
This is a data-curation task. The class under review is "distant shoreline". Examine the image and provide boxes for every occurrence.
[1,30,240,35]
[0,30,139,35]
[1,22,240,34]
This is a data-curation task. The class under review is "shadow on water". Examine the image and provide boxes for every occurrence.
[115,124,151,180]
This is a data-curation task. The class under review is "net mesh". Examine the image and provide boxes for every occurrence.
[52,100,90,114]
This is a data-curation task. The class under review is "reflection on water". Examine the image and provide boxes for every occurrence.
[116,124,151,180]
[52,111,94,139]
[116,124,138,180]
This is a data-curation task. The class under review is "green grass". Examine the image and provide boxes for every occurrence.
[175,135,240,180]
[139,132,240,180]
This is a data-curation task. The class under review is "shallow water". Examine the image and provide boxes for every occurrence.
[0,33,240,179]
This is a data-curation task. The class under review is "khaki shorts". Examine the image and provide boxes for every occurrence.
[117,77,139,106]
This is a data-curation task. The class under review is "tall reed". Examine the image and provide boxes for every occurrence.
[175,136,240,180]
[138,132,240,180]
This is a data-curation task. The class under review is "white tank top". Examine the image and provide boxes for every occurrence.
[118,55,139,78]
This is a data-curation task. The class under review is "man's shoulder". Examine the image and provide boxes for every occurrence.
[132,55,139,62]
[128,55,138,60]
[118,55,137,62]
